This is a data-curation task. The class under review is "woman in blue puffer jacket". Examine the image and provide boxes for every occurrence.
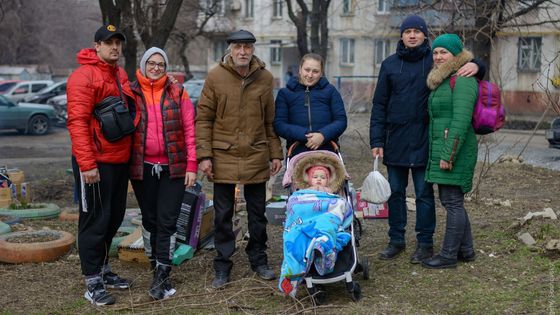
[274,53,347,156]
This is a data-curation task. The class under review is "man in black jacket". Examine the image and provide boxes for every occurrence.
[369,15,486,264]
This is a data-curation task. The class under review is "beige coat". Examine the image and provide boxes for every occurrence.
[196,55,283,184]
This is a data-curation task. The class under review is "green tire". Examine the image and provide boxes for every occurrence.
[0,203,61,220]
[0,221,11,235]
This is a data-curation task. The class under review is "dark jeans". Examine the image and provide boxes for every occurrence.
[213,182,268,273]
[386,165,435,248]
[72,156,128,276]
[131,163,184,265]
[438,184,474,259]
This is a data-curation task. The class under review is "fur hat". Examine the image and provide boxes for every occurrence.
[139,47,169,77]
[432,34,463,56]
[293,152,346,192]
[400,15,428,37]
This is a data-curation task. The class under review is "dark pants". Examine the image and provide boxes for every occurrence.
[131,163,184,265]
[72,156,128,276]
[438,184,474,259]
[213,182,268,273]
[386,165,436,248]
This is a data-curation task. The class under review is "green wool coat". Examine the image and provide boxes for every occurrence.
[425,50,479,193]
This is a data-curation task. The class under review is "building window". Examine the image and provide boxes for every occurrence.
[340,38,355,65]
[273,0,282,18]
[342,0,353,15]
[375,39,391,65]
[203,0,225,16]
[377,0,389,13]
[393,0,420,7]
[518,37,541,72]
[245,0,254,18]
[270,40,282,64]
[214,40,228,61]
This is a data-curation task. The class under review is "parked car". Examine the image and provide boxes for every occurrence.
[24,80,67,104]
[47,94,68,124]
[183,79,205,107]
[2,80,54,102]
[0,95,57,135]
[545,117,560,149]
[0,80,21,94]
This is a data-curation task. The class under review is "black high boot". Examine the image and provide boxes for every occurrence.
[149,264,176,300]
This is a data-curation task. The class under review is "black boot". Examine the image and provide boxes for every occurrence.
[378,244,405,260]
[410,246,433,264]
[421,254,457,269]
[149,264,176,300]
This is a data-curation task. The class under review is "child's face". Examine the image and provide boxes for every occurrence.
[310,170,328,187]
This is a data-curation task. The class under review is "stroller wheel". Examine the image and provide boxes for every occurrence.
[307,285,327,305]
[346,281,362,302]
[361,256,370,280]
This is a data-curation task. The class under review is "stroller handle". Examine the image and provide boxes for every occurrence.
[287,141,339,158]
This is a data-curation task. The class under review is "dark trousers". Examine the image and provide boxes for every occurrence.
[438,184,474,259]
[131,163,184,265]
[72,156,128,276]
[386,165,436,248]
[213,182,268,273]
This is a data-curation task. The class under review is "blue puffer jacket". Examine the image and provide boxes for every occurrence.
[370,40,432,167]
[274,77,347,150]
[370,40,486,167]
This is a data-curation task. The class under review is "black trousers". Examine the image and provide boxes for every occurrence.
[131,163,184,265]
[72,156,128,276]
[213,182,268,273]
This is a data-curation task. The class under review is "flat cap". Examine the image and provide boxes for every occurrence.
[226,29,256,44]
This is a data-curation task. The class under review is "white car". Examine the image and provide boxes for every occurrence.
[2,80,54,102]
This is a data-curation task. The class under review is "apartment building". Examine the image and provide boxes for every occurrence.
[196,0,559,114]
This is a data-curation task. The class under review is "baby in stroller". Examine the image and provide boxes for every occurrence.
[279,153,353,297]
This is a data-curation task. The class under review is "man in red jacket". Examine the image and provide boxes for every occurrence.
[67,24,138,306]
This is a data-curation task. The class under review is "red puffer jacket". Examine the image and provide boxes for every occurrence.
[67,48,138,172]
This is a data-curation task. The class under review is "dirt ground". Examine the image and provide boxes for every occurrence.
[0,120,559,314]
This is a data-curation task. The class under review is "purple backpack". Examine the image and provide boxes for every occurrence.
[450,76,506,135]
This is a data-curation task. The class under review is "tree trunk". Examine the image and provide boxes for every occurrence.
[120,0,136,80]
[149,0,184,48]
[286,0,309,58]
[178,34,194,81]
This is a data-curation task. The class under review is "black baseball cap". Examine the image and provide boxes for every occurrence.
[226,30,256,44]
[94,24,126,42]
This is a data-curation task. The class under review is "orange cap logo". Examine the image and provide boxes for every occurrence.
[107,25,117,31]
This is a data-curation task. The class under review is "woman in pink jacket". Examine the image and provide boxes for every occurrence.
[129,47,197,300]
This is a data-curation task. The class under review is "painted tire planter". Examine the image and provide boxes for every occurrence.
[0,203,61,220]
[109,226,136,257]
[131,215,143,226]
[59,209,79,221]
[0,230,75,263]
[0,221,11,234]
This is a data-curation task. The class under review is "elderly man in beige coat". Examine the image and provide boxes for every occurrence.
[196,29,283,289]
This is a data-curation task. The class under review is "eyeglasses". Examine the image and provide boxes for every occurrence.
[147,60,166,69]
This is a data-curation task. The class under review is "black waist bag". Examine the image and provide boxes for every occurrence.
[93,96,135,142]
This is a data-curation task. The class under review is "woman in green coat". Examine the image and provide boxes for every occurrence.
[422,34,478,269]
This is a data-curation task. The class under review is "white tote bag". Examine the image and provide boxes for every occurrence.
[360,156,391,204]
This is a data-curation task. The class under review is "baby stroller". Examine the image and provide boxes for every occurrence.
[280,142,369,303]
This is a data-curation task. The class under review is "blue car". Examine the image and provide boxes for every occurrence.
[0,95,57,135]
[546,117,560,149]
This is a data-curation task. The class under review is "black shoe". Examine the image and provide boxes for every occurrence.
[212,271,230,289]
[254,265,276,280]
[84,282,116,306]
[458,251,476,262]
[410,246,433,264]
[149,265,175,300]
[378,244,405,260]
[421,254,457,269]
[103,271,131,289]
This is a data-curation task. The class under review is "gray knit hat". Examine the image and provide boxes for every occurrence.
[139,47,169,77]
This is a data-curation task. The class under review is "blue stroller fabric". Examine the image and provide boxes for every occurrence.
[279,189,353,297]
